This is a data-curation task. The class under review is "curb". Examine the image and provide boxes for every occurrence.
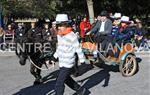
[0,51,16,56]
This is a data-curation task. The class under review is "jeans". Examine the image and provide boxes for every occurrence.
[55,67,81,95]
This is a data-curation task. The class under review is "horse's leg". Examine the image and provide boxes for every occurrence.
[19,52,27,65]
[30,62,43,85]
[36,63,42,81]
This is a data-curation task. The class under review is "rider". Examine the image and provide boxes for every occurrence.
[112,16,134,60]
[87,10,113,58]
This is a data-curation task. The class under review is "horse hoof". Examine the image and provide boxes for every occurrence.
[33,81,41,85]
[19,60,26,66]
[33,79,43,85]
[19,57,26,65]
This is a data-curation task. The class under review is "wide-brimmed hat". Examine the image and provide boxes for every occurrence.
[113,13,121,19]
[99,10,108,17]
[121,16,131,23]
[55,14,71,24]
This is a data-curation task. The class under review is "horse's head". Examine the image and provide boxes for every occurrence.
[15,31,35,65]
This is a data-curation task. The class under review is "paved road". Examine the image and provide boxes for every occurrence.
[0,52,149,95]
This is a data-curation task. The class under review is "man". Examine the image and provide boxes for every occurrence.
[42,22,54,65]
[42,22,52,43]
[14,23,26,57]
[14,23,26,43]
[50,21,58,49]
[87,10,113,57]
[27,22,43,43]
[51,14,88,95]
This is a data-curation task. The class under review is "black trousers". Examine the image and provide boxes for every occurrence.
[55,67,81,95]
[96,35,114,57]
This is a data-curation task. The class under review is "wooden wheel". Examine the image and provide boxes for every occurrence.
[119,54,137,77]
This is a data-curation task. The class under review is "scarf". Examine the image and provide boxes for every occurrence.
[57,27,73,36]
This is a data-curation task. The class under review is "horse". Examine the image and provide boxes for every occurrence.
[15,27,55,85]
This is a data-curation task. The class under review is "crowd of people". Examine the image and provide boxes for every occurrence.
[0,11,148,52]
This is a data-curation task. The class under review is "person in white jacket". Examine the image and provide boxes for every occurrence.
[51,14,88,95]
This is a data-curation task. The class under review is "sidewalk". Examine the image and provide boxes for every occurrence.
[0,50,16,56]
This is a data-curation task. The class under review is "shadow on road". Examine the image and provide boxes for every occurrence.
[76,60,122,93]
[77,63,119,90]
[77,64,94,76]
[136,57,142,63]
[78,69,110,88]
[77,57,143,90]
[13,70,59,95]
[134,57,142,75]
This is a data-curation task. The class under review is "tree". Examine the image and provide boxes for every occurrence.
[86,0,94,24]
[1,0,149,21]
[1,0,58,18]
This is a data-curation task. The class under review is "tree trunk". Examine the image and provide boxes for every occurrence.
[86,0,94,24]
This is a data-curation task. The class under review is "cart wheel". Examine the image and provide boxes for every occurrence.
[119,54,137,77]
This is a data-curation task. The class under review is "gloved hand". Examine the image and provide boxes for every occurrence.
[81,62,86,65]
[45,60,55,69]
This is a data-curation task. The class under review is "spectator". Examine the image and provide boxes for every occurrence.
[5,24,15,43]
[14,23,26,43]
[79,16,91,40]
[42,22,52,42]
[0,27,4,50]
[134,18,146,49]
[5,24,14,35]
[27,22,42,43]
[50,21,58,49]
[76,15,82,27]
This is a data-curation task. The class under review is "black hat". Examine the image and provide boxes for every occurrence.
[99,10,108,16]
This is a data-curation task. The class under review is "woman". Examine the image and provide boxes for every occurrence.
[79,16,91,41]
